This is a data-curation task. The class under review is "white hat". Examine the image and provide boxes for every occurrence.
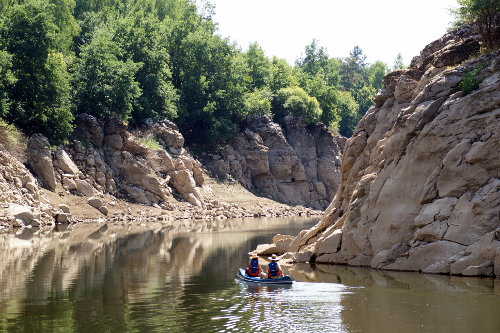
[268,254,279,261]
[248,252,259,259]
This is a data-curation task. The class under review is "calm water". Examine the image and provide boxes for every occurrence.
[0,217,499,333]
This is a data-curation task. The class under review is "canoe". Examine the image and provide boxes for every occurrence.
[237,268,294,284]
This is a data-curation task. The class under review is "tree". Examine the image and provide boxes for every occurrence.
[0,1,73,140]
[113,11,178,124]
[268,56,298,92]
[243,88,272,117]
[0,50,16,118]
[368,60,389,90]
[296,39,329,77]
[272,86,322,125]
[392,52,406,71]
[71,25,142,121]
[168,17,247,143]
[451,0,500,48]
[301,69,340,131]
[336,91,360,137]
[340,46,368,91]
[244,42,271,90]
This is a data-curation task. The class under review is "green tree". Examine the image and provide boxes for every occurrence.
[0,0,73,140]
[168,19,247,143]
[0,50,16,118]
[49,0,80,54]
[269,56,298,92]
[244,42,271,90]
[340,45,368,91]
[243,88,272,117]
[451,0,500,47]
[368,60,389,90]
[272,86,322,125]
[337,91,360,137]
[301,69,340,130]
[113,11,178,124]
[296,39,329,77]
[392,52,406,71]
[71,25,142,121]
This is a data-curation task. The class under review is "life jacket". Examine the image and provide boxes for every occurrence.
[268,262,281,278]
[247,259,260,277]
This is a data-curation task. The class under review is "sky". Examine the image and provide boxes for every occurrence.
[209,0,459,68]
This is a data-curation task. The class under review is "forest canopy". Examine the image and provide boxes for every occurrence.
[0,0,401,144]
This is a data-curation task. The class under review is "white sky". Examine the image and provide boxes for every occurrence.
[210,0,459,68]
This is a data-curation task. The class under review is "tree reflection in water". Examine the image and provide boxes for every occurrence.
[0,216,499,332]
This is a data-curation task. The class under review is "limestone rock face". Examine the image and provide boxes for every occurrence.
[27,134,57,191]
[74,114,104,148]
[63,115,206,207]
[204,115,344,209]
[288,25,500,277]
[0,146,54,227]
[151,120,184,149]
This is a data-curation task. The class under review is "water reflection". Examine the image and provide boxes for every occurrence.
[0,217,499,333]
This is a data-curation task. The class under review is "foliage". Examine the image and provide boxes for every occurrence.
[244,42,271,90]
[450,0,500,48]
[459,61,488,95]
[392,52,406,71]
[137,132,162,150]
[272,86,322,124]
[337,91,360,137]
[0,50,16,117]
[268,56,298,92]
[113,11,178,123]
[368,60,389,90]
[71,24,142,121]
[243,88,272,117]
[0,120,27,162]
[0,0,396,145]
[0,0,73,140]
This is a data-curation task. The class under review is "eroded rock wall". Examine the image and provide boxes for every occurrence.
[287,24,500,277]
[205,115,344,210]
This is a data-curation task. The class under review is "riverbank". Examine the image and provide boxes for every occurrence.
[41,176,322,224]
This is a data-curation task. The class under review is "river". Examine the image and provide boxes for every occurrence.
[0,217,499,332]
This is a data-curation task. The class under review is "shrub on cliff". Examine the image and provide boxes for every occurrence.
[0,120,26,163]
[272,86,322,125]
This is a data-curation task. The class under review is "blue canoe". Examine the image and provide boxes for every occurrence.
[237,268,294,285]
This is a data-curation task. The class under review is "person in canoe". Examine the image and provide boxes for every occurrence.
[267,254,283,279]
[247,252,267,278]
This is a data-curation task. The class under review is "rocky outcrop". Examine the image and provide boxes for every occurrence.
[1,113,324,227]
[0,145,60,227]
[204,115,344,210]
[61,115,204,207]
[283,24,500,277]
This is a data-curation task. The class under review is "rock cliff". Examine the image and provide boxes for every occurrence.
[0,115,323,227]
[204,115,345,210]
[284,24,500,277]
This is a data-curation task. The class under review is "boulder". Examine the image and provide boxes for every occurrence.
[74,114,104,147]
[9,204,33,226]
[151,119,184,148]
[56,213,70,224]
[74,179,96,197]
[104,116,127,135]
[27,134,56,191]
[54,147,80,175]
[255,244,280,255]
[99,206,109,216]
[87,197,103,209]
[59,204,70,214]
